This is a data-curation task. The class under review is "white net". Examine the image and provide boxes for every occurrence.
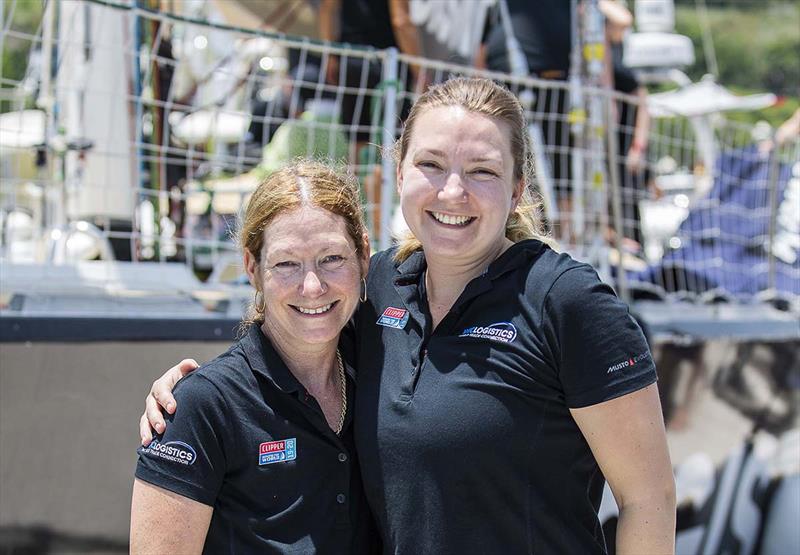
[1,0,798,322]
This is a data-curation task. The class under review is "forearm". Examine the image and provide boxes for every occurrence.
[571,385,675,554]
[475,43,488,70]
[599,0,633,29]
[390,15,422,57]
[616,495,676,555]
[631,87,650,152]
[318,0,339,42]
[389,0,424,81]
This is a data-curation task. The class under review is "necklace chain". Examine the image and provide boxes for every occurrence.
[334,349,347,435]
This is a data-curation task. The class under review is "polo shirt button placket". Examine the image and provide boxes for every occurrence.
[412,348,427,376]
[334,489,350,528]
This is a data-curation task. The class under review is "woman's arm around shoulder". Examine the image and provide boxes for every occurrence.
[140,358,199,445]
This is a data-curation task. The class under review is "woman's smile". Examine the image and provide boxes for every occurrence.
[427,211,476,227]
[291,301,338,316]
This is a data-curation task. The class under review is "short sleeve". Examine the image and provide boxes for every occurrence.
[135,373,229,506]
[543,265,656,408]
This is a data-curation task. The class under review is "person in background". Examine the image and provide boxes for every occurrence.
[318,0,428,149]
[602,0,652,249]
[477,0,632,244]
[477,0,573,240]
[130,160,377,554]
[140,77,676,554]
[318,0,428,231]
[759,107,800,154]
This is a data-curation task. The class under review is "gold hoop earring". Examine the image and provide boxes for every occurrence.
[254,290,265,313]
[360,278,367,303]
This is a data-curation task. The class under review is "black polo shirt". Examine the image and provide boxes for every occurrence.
[484,0,572,75]
[354,240,656,554]
[135,324,378,554]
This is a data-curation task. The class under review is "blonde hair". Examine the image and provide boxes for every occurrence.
[393,77,547,262]
[239,159,368,330]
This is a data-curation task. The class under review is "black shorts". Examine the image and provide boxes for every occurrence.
[338,56,411,144]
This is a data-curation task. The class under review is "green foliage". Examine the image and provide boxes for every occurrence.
[762,39,800,95]
[1,0,44,113]
[672,2,799,126]
[676,3,799,93]
[674,0,796,7]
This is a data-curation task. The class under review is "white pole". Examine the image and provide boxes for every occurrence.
[37,0,56,113]
[569,0,585,247]
[379,47,399,251]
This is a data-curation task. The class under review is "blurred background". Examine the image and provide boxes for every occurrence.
[0,0,798,553]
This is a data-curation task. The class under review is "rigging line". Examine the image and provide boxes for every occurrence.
[696,0,719,78]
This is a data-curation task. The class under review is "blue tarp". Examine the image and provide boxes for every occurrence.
[633,145,799,299]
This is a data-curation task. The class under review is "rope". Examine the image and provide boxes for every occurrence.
[695,0,720,78]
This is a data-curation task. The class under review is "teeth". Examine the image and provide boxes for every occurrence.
[295,303,333,315]
[431,212,473,226]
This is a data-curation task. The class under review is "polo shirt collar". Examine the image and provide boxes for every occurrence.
[241,323,303,394]
[393,239,546,284]
[241,323,357,392]
[485,239,546,279]
[391,241,546,328]
[395,249,426,283]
